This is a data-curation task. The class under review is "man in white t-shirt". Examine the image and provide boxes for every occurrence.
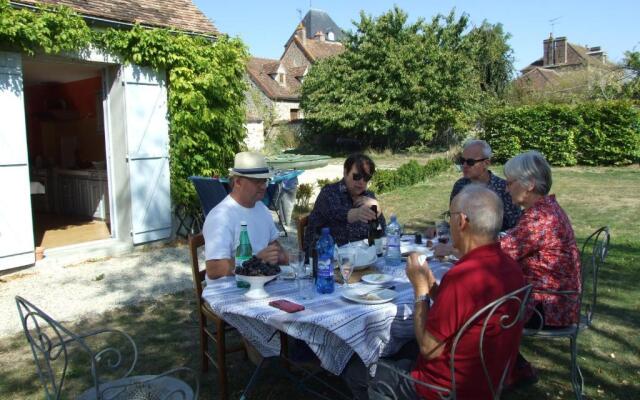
[203,152,288,280]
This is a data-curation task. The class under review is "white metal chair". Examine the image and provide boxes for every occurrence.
[16,296,199,400]
[370,284,533,400]
[523,226,611,400]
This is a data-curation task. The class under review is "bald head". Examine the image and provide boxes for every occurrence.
[451,184,504,240]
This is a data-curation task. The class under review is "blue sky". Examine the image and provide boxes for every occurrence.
[193,0,640,71]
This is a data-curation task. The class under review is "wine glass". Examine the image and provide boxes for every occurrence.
[289,249,306,293]
[337,247,354,288]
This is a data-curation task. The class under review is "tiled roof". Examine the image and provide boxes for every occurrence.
[13,0,218,35]
[300,38,344,60]
[247,57,300,101]
[515,67,560,90]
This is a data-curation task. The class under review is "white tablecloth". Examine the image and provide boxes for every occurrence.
[202,259,453,375]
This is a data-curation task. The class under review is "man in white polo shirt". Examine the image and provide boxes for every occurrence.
[203,151,288,280]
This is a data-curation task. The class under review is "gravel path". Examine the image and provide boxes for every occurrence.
[0,225,299,339]
[0,162,342,338]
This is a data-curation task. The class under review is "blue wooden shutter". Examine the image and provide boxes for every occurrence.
[0,52,35,269]
[122,65,172,244]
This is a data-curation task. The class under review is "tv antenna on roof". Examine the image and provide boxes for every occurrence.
[297,8,302,21]
[549,16,562,37]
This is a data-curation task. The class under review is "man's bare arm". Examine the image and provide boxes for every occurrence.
[205,259,234,280]
[413,300,445,360]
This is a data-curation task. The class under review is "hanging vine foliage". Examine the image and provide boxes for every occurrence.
[0,0,248,210]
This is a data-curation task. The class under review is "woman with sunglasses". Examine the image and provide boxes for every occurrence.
[305,153,386,252]
[450,140,521,231]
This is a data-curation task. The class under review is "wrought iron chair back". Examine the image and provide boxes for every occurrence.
[371,284,532,400]
[16,295,138,400]
[579,226,610,328]
[448,283,532,400]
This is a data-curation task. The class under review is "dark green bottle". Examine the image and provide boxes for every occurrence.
[235,222,251,288]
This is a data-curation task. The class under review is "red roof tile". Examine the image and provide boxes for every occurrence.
[247,57,300,101]
[13,0,218,35]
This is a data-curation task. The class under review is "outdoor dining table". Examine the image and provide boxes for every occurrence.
[201,258,453,377]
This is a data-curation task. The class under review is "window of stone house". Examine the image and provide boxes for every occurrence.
[290,108,300,120]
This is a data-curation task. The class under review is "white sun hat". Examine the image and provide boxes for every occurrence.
[228,151,274,179]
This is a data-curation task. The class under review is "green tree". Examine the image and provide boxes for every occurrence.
[300,7,482,150]
[622,50,640,100]
[466,21,514,98]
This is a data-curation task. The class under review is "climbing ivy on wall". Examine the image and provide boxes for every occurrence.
[0,0,248,210]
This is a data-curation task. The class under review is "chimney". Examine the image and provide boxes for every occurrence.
[543,34,554,66]
[314,31,326,42]
[295,23,306,45]
[554,36,567,64]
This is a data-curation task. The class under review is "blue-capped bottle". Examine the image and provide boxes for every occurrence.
[384,214,402,266]
[315,227,335,294]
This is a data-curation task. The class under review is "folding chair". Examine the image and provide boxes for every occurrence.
[370,284,533,400]
[523,226,611,400]
[188,233,245,400]
[189,176,229,218]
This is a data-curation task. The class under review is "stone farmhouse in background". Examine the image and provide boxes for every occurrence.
[244,9,344,150]
[515,34,618,92]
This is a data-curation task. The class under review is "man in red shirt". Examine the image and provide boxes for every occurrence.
[341,184,526,399]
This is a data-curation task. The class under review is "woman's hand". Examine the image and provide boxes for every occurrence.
[347,205,377,224]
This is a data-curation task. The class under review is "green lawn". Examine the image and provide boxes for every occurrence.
[0,165,638,399]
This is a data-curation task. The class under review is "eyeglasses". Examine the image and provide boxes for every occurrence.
[244,177,269,185]
[352,172,372,182]
[456,157,488,167]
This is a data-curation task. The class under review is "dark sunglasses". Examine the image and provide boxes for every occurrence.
[352,172,372,182]
[456,157,488,167]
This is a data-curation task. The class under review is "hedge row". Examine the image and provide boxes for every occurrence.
[369,158,451,194]
[481,101,640,166]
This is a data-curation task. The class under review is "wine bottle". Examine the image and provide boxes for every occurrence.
[368,205,378,246]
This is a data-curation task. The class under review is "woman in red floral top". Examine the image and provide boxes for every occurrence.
[499,151,582,389]
[500,150,581,327]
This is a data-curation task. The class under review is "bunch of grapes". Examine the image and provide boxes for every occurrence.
[235,256,281,276]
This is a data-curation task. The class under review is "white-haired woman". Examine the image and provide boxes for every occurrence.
[500,150,581,387]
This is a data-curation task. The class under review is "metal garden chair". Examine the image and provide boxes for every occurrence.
[188,232,247,400]
[15,296,199,400]
[370,284,533,400]
[523,226,611,400]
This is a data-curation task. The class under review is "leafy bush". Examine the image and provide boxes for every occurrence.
[575,101,640,165]
[481,101,640,165]
[316,177,341,188]
[369,158,451,194]
[295,183,314,210]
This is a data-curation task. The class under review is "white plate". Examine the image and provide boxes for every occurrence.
[336,245,378,270]
[341,287,396,304]
[361,273,393,285]
[400,243,434,257]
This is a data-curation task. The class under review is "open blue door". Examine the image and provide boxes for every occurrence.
[122,65,172,244]
[0,52,35,270]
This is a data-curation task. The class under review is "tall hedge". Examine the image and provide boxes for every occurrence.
[481,101,640,166]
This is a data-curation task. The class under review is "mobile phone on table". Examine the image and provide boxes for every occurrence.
[269,299,305,313]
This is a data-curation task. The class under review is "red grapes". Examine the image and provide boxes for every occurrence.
[235,256,281,276]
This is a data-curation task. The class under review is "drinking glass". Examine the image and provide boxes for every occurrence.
[289,249,305,291]
[337,247,354,288]
[437,222,450,245]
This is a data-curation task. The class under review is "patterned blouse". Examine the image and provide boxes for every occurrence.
[500,195,581,327]
[450,171,522,231]
[305,180,386,252]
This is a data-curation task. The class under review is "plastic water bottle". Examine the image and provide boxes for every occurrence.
[315,227,335,294]
[385,214,402,267]
[235,222,251,288]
